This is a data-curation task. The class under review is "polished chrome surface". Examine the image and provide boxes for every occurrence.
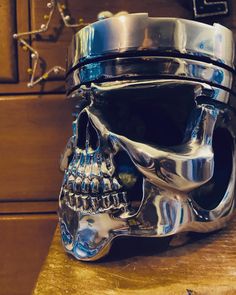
[66,57,234,96]
[59,15,236,261]
[59,82,236,260]
[70,79,231,104]
[67,13,235,70]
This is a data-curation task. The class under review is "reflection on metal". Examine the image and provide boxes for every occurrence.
[59,14,236,261]
[66,57,233,97]
[67,14,235,70]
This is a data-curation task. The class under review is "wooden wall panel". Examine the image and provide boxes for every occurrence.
[0,0,66,94]
[0,214,57,295]
[0,0,18,82]
[0,201,57,214]
[0,95,74,201]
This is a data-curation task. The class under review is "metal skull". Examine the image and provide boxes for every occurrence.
[59,14,236,261]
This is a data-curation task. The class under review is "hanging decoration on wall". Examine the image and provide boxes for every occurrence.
[13,0,89,88]
[13,0,127,88]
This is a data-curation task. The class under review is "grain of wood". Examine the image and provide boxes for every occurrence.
[0,214,57,295]
[0,94,73,201]
[33,217,236,295]
[0,0,17,82]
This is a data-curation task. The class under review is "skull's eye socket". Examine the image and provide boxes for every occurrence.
[93,84,196,147]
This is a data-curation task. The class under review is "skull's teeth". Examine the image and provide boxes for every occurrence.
[67,175,122,195]
[102,195,111,209]
[90,178,100,193]
[91,197,99,210]
[77,153,85,173]
[81,178,90,193]
[64,151,125,212]
[81,195,90,210]
[91,161,100,177]
[65,191,129,213]
[75,194,81,208]
[101,178,112,192]
[121,191,128,203]
[74,177,82,193]
[70,151,116,178]
[111,193,120,207]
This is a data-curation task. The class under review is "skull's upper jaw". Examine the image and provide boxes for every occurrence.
[59,142,236,262]
[59,154,236,262]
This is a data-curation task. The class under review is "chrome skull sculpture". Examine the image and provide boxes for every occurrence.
[59,14,236,261]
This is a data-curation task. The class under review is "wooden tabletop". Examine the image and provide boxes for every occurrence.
[33,218,236,295]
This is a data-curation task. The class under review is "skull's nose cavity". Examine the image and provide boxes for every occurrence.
[76,111,88,150]
[87,120,100,151]
[76,111,99,151]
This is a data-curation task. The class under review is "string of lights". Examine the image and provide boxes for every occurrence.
[13,0,127,88]
[13,0,89,88]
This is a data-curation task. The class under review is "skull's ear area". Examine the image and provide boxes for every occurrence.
[190,122,234,210]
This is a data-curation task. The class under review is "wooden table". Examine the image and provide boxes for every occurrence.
[33,218,236,295]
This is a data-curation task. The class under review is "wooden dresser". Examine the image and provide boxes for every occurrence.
[0,1,235,294]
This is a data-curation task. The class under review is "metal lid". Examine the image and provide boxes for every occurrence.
[67,13,235,72]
